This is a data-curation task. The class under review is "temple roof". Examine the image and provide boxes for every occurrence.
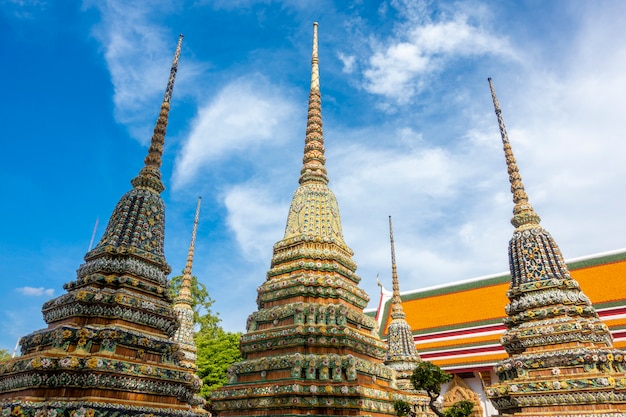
[373,248,626,372]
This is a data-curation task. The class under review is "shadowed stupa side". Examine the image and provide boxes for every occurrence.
[0,35,204,417]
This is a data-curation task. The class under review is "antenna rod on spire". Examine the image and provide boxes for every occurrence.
[488,78,510,146]
[87,217,99,252]
[164,34,184,104]
[389,216,397,267]
[310,22,319,91]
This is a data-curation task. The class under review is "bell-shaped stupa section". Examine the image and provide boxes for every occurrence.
[0,35,203,417]
[485,78,626,416]
[210,24,433,417]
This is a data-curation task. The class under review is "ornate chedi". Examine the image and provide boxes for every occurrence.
[485,78,626,416]
[172,197,206,412]
[210,23,432,417]
[384,216,421,392]
[173,197,202,371]
[0,35,203,417]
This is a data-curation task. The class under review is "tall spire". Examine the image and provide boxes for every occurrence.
[485,78,625,417]
[176,196,202,305]
[488,77,541,230]
[282,22,345,244]
[173,197,202,373]
[384,216,420,390]
[131,34,184,194]
[299,22,328,185]
[389,216,406,320]
[86,35,184,264]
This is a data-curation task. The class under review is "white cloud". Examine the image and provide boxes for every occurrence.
[17,287,54,297]
[337,52,356,74]
[363,11,515,103]
[84,1,206,142]
[77,1,626,334]
[172,76,298,189]
[223,184,289,261]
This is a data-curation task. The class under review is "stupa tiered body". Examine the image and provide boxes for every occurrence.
[485,78,626,416]
[210,24,432,417]
[0,36,202,417]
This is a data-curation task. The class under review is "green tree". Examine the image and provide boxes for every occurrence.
[195,329,242,398]
[394,362,473,417]
[444,401,474,417]
[169,274,220,336]
[393,399,413,417]
[169,273,242,401]
[0,349,11,363]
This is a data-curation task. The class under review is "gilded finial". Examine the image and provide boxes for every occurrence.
[310,22,319,91]
[389,216,405,320]
[299,22,328,185]
[177,196,201,305]
[488,78,541,229]
[131,34,184,193]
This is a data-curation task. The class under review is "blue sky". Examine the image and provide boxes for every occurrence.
[1,0,625,352]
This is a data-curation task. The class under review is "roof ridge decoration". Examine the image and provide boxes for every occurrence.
[485,78,626,416]
[384,216,421,392]
[173,197,201,372]
[210,24,434,417]
[0,35,203,417]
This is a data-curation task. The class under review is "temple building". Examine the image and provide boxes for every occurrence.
[0,35,203,417]
[3,19,626,417]
[210,23,433,417]
[373,249,626,417]
[372,80,626,416]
